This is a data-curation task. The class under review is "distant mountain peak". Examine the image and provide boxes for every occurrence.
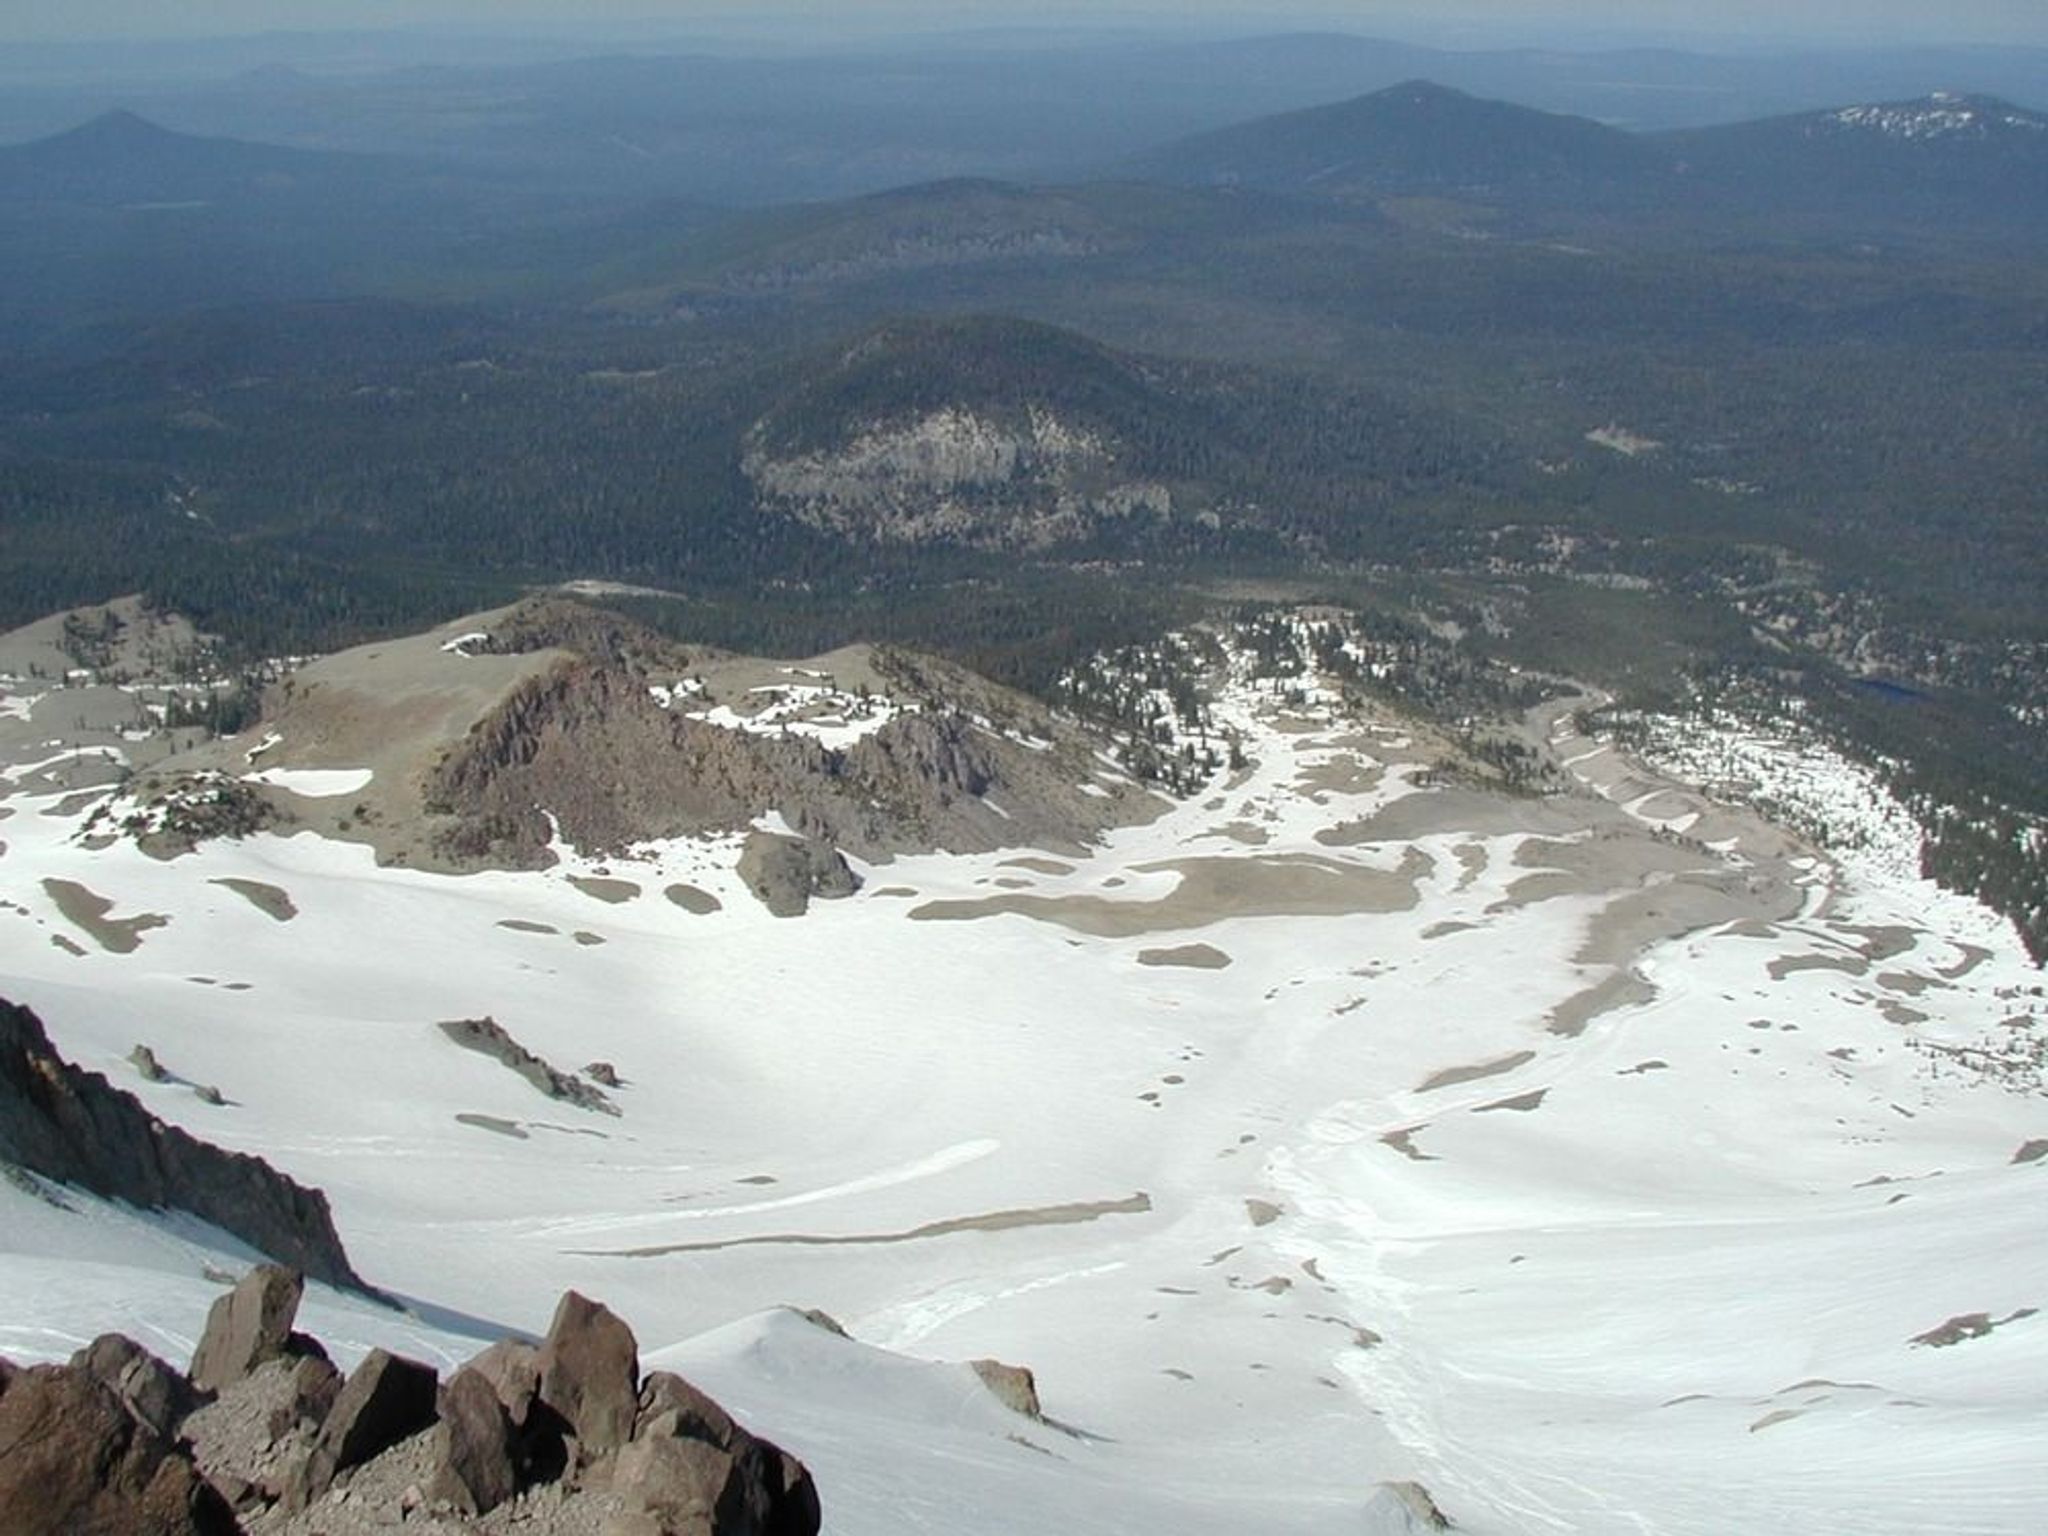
[54,108,180,145]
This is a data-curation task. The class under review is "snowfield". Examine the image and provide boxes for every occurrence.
[1,629,2043,1536]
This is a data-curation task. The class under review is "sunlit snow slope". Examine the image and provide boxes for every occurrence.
[1,610,2042,1535]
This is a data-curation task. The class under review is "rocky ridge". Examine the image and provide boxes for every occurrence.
[0,1265,822,1536]
[0,996,364,1291]
[111,599,1162,894]
[413,601,1163,875]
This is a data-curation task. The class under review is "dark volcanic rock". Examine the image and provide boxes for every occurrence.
[631,1370,820,1536]
[0,997,365,1290]
[427,1366,518,1515]
[72,1333,199,1439]
[466,1337,543,1428]
[638,1371,737,1448]
[189,1265,303,1396]
[537,1290,640,1457]
[610,1433,740,1531]
[291,1348,439,1508]
[1,1296,821,1536]
[0,1362,237,1535]
[737,831,861,917]
[438,1015,620,1115]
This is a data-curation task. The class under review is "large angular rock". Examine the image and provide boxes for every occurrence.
[466,1337,543,1427]
[637,1371,737,1449]
[189,1265,303,1396]
[628,1375,820,1536]
[537,1290,640,1456]
[0,1361,238,1535]
[609,1434,739,1532]
[426,1367,518,1515]
[969,1358,1043,1421]
[71,1333,199,1439]
[290,1348,438,1509]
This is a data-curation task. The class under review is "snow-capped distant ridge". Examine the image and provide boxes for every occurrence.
[1821,93,2047,142]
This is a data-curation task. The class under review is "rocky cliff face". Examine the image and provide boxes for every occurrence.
[418,604,1161,872]
[0,998,365,1291]
[743,404,1172,548]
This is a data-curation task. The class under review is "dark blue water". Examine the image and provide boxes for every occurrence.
[1853,677,1927,705]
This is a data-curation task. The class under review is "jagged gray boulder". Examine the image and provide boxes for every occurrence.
[638,1371,737,1448]
[290,1347,439,1509]
[736,831,861,917]
[537,1290,641,1456]
[71,1333,198,1439]
[189,1264,304,1396]
[426,1366,518,1515]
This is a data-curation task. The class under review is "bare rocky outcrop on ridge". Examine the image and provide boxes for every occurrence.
[414,601,1160,875]
[0,997,365,1291]
[123,598,1160,895]
[0,1271,822,1536]
[437,1016,620,1116]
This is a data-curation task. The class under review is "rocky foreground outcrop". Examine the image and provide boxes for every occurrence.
[0,997,364,1290]
[0,1266,820,1536]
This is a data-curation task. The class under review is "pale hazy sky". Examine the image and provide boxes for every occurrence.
[8,1,2048,47]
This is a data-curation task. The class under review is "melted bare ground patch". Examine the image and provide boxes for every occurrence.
[1829,923,1918,962]
[1138,943,1233,970]
[1380,1128,1438,1162]
[1318,788,1606,846]
[1877,970,1944,998]
[909,850,1428,936]
[498,919,559,935]
[663,882,722,914]
[1295,757,1384,799]
[208,877,297,922]
[1417,1050,1535,1093]
[1579,876,1794,967]
[998,856,1074,876]
[591,1192,1154,1257]
[1192,822,1271,847]
[568,875,640,904]
[1547,971,1654,1038]
[1769,952,1868,981]
[2013,1140,2048,1166]
[1245,1199,1282,1227]
[1475,1089,1550,1113]
[41,877,168,954]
